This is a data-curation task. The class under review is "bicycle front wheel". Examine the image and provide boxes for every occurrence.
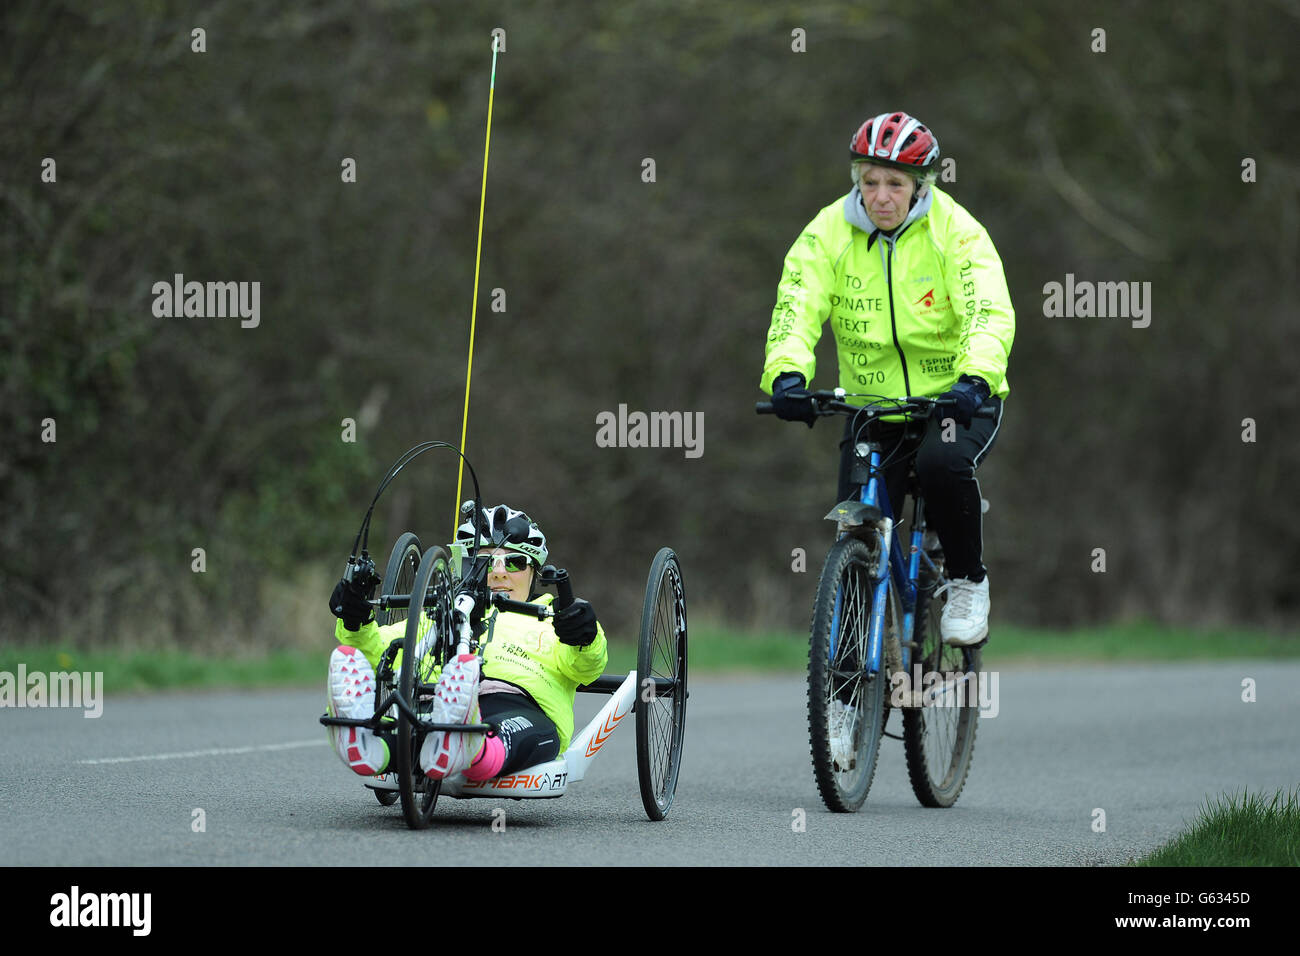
[373,532,422,806]
[902,552,981,808]
[808,536,892,812]
[396,545,455,829]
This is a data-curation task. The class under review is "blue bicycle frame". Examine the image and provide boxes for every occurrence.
[828,438,940,681]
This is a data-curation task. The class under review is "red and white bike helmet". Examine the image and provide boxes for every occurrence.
[849,111,940,174]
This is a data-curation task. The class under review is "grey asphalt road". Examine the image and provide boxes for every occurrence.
[2,662,1297,866]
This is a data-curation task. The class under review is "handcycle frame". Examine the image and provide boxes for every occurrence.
[758,389,989,811]
[321,447,688,828]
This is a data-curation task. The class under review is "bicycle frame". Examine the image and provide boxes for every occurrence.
[830,436,940,682]
[361,671,677,799]
[438,673,637,798]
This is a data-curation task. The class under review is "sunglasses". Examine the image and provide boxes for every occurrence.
[482,552,532,573]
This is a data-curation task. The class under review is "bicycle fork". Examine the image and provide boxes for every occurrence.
[828,455,929,682]
[828,519,899,677]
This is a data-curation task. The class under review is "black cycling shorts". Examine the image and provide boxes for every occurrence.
[479,691,561,775]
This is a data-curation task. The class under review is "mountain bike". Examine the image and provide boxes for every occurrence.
[757,391,992,812]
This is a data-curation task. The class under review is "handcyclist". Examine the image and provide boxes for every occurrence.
[760,110,1015,646]
[323,503,608,782]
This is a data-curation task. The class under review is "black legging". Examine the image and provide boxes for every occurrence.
[837,398,1004,581]
[478,692,561,775]
[373,690,561,776]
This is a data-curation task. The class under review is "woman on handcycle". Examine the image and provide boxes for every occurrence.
[324,503,608,784]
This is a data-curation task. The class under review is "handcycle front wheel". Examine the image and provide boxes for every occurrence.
[635,547,688,821]
[372,532,422,807]
[902,550,981,808]
[808,535,895,813]
[395,545,456,829]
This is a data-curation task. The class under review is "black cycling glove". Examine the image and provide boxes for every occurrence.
[935,375,990,427]
[329,577,376,632]
[554,599,598,647]
[771,372,816,427]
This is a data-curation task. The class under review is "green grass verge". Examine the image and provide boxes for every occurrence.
[0,647,331,694]
[1132,787,1300,866]
[986,622,1299,664]
[2,620,1294,693]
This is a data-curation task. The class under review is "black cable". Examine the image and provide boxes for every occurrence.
[347,442,483,563]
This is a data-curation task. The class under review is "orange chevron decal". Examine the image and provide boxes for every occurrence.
[584,700,630,757]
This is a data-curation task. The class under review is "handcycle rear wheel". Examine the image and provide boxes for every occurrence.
[396,545,456,829]
[902,550,981,808]
[808,535,895,812]
[371,532,422,807]
[635,547,688,821]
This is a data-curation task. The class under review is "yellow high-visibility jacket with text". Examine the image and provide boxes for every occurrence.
[760,185,1014,402]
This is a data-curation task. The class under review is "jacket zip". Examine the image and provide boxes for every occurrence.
[884,238,912,397]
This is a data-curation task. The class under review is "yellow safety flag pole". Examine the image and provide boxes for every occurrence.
[454,35,500,536]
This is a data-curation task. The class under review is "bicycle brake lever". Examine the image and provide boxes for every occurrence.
[344,552,380,592]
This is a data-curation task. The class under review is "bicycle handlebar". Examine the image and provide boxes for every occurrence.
[490,592,555,619]
[755,391,997,422]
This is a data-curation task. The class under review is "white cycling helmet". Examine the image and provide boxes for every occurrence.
[455,502,549,567]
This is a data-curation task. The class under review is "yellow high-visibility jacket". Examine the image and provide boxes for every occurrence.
[761,184,1014,403]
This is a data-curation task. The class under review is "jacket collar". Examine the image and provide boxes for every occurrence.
[843,185,934,248]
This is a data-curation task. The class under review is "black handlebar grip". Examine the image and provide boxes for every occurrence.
[931,402,999,421]
[490,593,551,620]
[755,402,775,414]
[539,565,575,610]
[554,569,574,611]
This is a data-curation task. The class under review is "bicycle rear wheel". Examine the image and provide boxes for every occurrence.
[396,545,455,829]
[378,532,422,628]
[902,550,981,808]
[372,533,421,806]
[635,548,688,821]
[808,536,894,812]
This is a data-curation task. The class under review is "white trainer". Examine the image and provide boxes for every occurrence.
[326,645,389,775]
[421,653,486,780]
[939,576,990,646]
[828,700,857,772]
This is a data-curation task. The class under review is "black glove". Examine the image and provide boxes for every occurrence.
[553,599,598,647]
[935,375,990,427]
[329,576,376,632]
[770,372,816,427]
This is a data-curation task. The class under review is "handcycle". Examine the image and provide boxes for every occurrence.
[757,391,993,812]
[320,443,688,829]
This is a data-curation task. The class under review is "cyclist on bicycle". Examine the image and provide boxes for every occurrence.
[324,504,607,783]
[761,111,1014,646]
